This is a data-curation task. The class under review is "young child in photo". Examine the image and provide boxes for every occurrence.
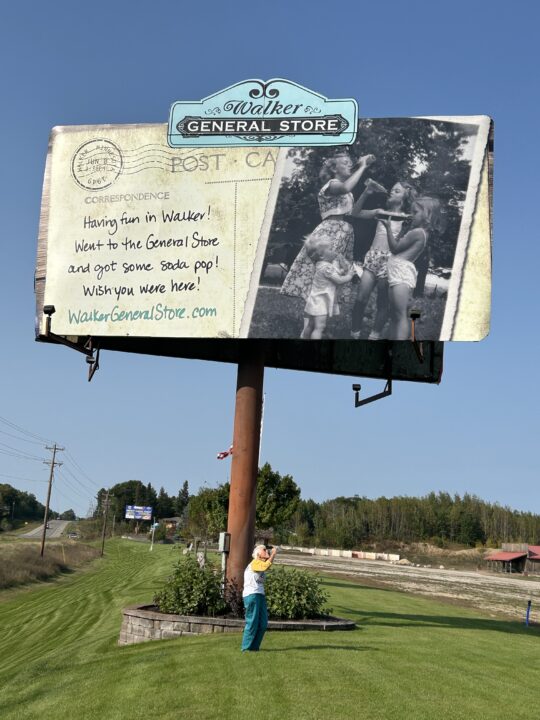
[301,236,355,339]
[381,197,443,340]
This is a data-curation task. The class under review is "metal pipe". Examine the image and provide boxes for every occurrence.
[226,343,264,592]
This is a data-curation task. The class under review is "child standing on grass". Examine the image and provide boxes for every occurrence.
[381,197,443,340]
[301,236,355,339]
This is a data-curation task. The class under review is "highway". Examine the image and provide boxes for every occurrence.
[20,520,71,539]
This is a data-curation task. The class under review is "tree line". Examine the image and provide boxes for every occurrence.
[0,483,76,530]
[92,468,540,548]
[183,476,540,548]
[291,492,540,548]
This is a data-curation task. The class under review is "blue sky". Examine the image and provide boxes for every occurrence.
[1,1,538,519]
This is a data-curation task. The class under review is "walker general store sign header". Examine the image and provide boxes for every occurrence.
[168,79,357,147]
[35,80,492,347]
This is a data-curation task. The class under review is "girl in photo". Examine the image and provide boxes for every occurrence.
[280,152,375,302]
[350,180,417,339]
[381,197,443,340]
[301,236,355,339]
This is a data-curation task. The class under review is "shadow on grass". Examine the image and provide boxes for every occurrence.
[342,608,540,636]
[261,644,378,653]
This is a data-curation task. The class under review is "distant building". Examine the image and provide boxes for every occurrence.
[486,544,540,574]
[485,551,527,573]
[526,545,540,574]
[162,517,182,530]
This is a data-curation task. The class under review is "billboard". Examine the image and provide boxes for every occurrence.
[125,505,152,520]
[35,117,491,347]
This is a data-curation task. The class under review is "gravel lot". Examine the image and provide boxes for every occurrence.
[279,551,540,621]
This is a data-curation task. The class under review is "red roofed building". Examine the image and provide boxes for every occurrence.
[526,546,540,574]
[485,551,527,573]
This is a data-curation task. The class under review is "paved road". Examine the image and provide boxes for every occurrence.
[20,520,70,539]
[278,551,540,620]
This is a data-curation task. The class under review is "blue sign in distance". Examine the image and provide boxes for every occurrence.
[168,78,358,148]
[125,505,153,520]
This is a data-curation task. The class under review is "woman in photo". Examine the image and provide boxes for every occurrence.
[280,152,375,303]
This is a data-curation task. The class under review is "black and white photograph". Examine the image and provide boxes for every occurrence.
[242,116,491,341]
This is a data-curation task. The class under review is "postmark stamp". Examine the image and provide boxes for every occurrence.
[71,138,123,191]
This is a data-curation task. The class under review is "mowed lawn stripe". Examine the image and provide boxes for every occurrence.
[0,540,176,674]
[1,541,540,720]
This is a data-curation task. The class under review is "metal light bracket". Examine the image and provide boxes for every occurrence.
[352,345,393,408]
[42,306,100,381]
[352,377,392,407]
[85,339,100,382]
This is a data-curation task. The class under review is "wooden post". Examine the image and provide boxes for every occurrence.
[226,343,264,591]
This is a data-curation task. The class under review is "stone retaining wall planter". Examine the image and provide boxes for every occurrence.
[119,604,356,645]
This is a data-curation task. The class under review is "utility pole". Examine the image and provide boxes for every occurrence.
[100,490,110,557]
[40,444,63,558]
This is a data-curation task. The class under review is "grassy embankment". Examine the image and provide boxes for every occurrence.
[0,541,100,589]
[1,539,539,720]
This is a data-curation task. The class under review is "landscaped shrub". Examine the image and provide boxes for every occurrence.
[265,566,332,619]
[154,554,227,616]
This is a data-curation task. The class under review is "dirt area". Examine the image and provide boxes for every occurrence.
[279,551,540,622]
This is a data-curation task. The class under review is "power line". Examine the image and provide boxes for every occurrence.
[61,462,100,497]
[0,415,54,445]
[0,442,47,457]
[56,468,95,505]
[0,428,45,446]
[50,484,78,510]
[0,472,48,484]
[0,447,48,462]
[63,449,98,488]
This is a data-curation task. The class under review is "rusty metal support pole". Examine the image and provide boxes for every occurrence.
[226,343,264,592]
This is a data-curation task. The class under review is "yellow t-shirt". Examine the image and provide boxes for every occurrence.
[242,558,272,598]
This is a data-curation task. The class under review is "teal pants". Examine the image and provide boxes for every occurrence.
[242,593,268,651]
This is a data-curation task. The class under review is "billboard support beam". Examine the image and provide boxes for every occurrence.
[225,343,265,593]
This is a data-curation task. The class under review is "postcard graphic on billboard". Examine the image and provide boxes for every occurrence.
[36,117,491,343]
[241,116,492,342]
[36,123,277,340]
[168,79,357,148]
[125,505,153,520]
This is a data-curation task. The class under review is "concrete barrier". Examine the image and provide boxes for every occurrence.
[281,545,400,562]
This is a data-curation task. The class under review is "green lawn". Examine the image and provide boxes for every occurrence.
[1,540,538,720]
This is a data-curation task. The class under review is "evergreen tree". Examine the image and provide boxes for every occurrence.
[175,480,190,517]
[155,486,174,519]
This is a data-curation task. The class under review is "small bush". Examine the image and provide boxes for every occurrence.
[265,566,332,619]
[154,555,226,616]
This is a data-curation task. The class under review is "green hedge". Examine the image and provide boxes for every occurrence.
[154,555,226,616]
[265,566,332,619]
